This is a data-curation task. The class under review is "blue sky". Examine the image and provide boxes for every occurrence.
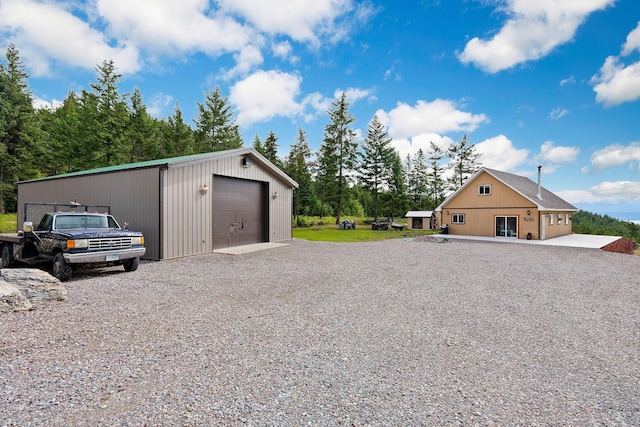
[2,0,640,220]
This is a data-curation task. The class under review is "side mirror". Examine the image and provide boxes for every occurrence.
[23,221,34,232]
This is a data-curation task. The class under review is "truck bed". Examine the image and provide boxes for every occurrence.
[0,233,22,244]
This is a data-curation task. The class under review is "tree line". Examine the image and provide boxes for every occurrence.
[0,45,482,221]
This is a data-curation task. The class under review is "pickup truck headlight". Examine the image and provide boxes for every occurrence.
[131,236,144,245]
[68,239,88,249]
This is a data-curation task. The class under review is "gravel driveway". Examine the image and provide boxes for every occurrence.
[1,238,639,426]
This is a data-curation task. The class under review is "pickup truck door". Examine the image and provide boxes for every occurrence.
[35,214,57,255]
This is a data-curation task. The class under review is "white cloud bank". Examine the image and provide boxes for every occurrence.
[557,181,640,204]
[458,0,614,73]
[591,21,640,106]
[586,141,640,172]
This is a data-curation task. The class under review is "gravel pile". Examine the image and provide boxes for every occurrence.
[1,238,639,426]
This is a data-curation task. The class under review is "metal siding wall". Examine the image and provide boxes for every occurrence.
[162,155,293,259]
[17,168,162,259]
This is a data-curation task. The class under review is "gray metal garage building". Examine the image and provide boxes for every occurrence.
[16,147,298,260]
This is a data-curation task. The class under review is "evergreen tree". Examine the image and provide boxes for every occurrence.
[48,91,83,173]
[381,151,408,220]
[284,128,313,218]
[160,102,195,157]
[0,44,39,212]
[194,87,243,152]
[263,131,282,169]
[319,92,358,224]
[87,60,131,167]
[409,149,429,208]
[427,141,447,207]
[127,88,159,163]
[447,134,481,190]
[360,114,394,221]
[252,133,264,156]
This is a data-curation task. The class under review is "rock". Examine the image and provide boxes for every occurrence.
[0,268,67,313]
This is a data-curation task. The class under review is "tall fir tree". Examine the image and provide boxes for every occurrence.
[319,92,358,224]
[160,102,195,158]
[284,128,313,218]
[252,133,264,156]
[447,134,481,190]
[263,131,282,169]
[194,87,243,152]
[0,44,39,212]
[409,148,429,208]
[127,88,159,163]
[427,141,447,207]
[87,60,130,167]
[360,114,395,221]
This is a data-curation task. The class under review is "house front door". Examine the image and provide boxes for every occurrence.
[496,216,518,238]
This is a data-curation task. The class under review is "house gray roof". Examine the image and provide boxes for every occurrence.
[436,167,578,212]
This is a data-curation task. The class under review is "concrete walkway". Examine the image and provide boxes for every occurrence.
[213,242,289,255]
[440,233,621,249]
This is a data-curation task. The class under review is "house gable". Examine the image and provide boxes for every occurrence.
[443,171,535,210]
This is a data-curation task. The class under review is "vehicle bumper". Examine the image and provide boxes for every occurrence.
[63,247,146,264]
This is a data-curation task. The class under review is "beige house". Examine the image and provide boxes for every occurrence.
[435,167,578,240]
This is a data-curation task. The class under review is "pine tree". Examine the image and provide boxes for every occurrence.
[447,134,481,190]
[285,128,313,218]
[263,131,283,169]
[0,44,39,212]
[410,149,429,208]
[427,141,447,207]
[319,93,358,224]
[160,102,195,157]
[194,87,243,152]
[381,151,408,220]
[87,60,130,167]
[127,88,159,163]
[360,114,395,221]
[252,133,264,156]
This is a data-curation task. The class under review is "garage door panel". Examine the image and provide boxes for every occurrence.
[213,176,266,249]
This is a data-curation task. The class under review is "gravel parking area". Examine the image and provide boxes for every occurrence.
[1,238,639,426]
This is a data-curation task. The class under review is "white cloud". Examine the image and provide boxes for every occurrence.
[97,0,255,57]
[588,142,640,171]
[558,181,640,204]
[549,107,570,120]
[591,22,640,106]
[220,45,264,79]
[377,99,489,140]
[272,41,293,59]
[591,56,640,107]
[560,75,576,86]
[334,87,372,105]
[32,96,63,110]
[390,133,455,162]
[147,93,174,118]
[0,0,141,76]
[217,0,356,44]
[458,0,614,73]
[537,140,580,164]
[475,135,530,171]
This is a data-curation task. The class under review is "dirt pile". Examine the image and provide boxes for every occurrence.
[601,238,639,254]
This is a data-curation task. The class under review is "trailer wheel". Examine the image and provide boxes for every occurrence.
[1,245,13,268]
[52,252,72,281]
[123,257,139,272]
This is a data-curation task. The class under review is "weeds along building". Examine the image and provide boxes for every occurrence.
[17,147,298,260]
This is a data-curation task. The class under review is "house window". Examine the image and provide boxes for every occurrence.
[478,184,491,195]
[558,214,562,224]
[452,214,465,224]
[565,214,569,225]
[548,214,553,225]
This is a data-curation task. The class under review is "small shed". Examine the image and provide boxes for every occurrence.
[405,211,437,230]
[17,148,298,260]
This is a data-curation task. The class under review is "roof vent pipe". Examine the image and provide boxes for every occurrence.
[536,165,542,200]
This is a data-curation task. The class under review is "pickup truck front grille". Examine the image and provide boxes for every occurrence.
[88,237,133,250]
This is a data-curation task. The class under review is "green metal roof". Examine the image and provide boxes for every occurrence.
[19,152,229,183]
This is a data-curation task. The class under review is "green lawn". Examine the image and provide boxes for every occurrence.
[293,225,437,242]
[0,213,17,233]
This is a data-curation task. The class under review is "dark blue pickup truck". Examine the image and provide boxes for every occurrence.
[0,211,145,281]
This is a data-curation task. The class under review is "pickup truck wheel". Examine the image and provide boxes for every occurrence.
[52,253,72,281]
[1,245,13,268]
[123,257,139,272]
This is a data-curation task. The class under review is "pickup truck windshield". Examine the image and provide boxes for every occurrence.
[54,215,119,230]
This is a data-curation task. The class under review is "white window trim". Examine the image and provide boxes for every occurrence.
[452,213,465,224]
[478,184,491,195]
